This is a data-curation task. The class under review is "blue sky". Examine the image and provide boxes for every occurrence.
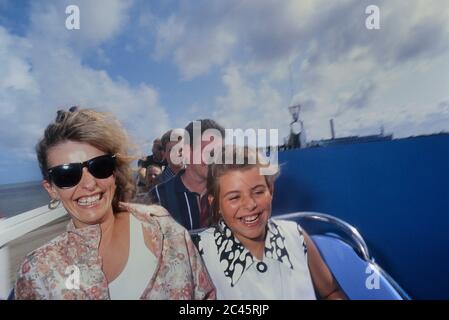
[0,0,448,184]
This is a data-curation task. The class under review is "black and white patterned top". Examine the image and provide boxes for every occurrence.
[198,219,315,299]
[212,219,297,286]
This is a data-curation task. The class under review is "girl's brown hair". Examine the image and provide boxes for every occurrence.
[206,145,279,224]
[36,107,136,213]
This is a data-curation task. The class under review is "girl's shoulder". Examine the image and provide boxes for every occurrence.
[269,218,305,236]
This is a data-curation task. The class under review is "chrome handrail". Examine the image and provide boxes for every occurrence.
[272,212,412,299]
[274,212,371,261]
[369,260,412,300]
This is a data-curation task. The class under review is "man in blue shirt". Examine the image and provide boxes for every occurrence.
[149,119,225,230]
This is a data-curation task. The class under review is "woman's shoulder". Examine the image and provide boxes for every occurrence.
[119,202,187,236]
[119,202,174,224]
[269,219,309,256]
[268,219,308,245]
[269,218,303,233]
[17,230,71,277]
[26,230,70,257]
[119,202,169,218]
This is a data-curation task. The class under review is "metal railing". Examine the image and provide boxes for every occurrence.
[272,212,371,261]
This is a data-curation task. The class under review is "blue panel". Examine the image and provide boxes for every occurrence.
[311,235,404,300]
[272,134,449,299]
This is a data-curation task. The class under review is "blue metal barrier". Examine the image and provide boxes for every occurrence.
[272,134,449,299]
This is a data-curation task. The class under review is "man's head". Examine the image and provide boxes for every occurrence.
[183,119,225,179]
[151,138,164,161]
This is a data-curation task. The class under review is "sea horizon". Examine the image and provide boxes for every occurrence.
[0,180,50,218]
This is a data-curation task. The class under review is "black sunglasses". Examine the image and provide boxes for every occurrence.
[48,154,116,189]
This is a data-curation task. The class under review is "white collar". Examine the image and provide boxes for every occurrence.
[212,219,294,287]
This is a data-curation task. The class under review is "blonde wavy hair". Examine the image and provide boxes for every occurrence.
[36,107,136,213]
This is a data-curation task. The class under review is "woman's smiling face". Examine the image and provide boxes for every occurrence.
[217,167,273,245]
[43,140,116,228]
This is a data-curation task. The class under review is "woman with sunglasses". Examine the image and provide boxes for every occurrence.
[197,145,346,299]
[14,108,215,300]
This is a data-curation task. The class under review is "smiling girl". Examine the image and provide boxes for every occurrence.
[197,145,346,300]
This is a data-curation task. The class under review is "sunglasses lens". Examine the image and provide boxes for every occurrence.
[48,155,115,188]
[50,165,82,188]
[88,155,116,179]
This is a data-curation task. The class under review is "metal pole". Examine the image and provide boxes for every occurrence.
[330,119,336,139]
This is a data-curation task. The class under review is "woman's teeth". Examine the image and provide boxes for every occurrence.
[77,193,101,206]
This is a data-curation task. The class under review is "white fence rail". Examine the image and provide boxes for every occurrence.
[0,205,68,299]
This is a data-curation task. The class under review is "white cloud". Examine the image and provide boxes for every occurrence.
[0,28,38,95]
[213,66,290,144]
[155,0,449,142]
[0,1,170,166]
[76,0,133,44]
[153,0,354,79]
[25,0,133,56]
[155,13,236,80]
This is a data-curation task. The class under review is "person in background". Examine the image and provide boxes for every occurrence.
[158,129,184,184]
[138,138,167,170]
[135,166,147,194]
[14,107,215,300]
[145,165,162,190]
[149,119,225,230]
[197,145,346,300]
[133,165,162,203]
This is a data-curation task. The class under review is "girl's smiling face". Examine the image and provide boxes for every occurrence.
[217,167,273,245]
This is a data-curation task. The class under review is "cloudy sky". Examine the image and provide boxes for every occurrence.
[0,0,448,184]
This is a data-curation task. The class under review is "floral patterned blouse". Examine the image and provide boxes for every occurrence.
[14,203,216,300]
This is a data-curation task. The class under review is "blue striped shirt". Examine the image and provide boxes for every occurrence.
[149,170,205,230]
